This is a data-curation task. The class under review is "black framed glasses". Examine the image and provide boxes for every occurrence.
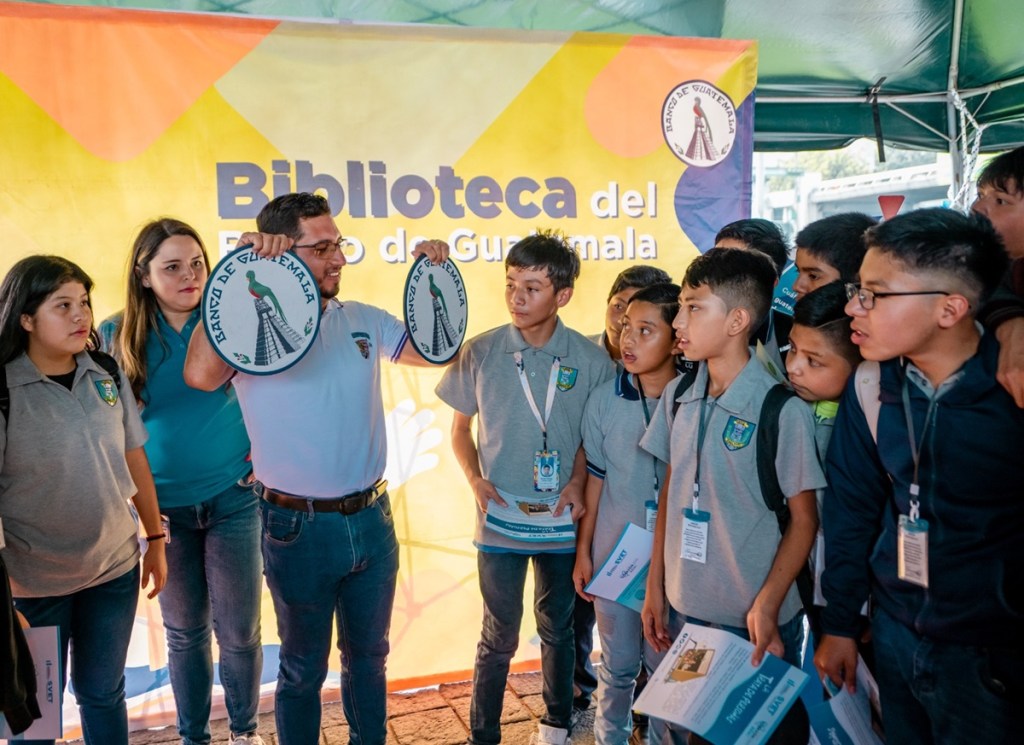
[844,282,950,311]
[292,238,351,260]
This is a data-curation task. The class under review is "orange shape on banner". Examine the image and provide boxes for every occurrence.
[0,4,277,161]
[584,35,752,159]
[878,194,906,220]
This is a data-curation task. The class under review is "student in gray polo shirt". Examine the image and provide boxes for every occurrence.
[0,255,167,745]
[640,249,823,677]
[437,232,613,745]
[575,283,680,745]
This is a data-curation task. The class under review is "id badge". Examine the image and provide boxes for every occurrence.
[644,500,658,533]
[681,507,711,563]
[897,514,929,588]
[534,450,560,492]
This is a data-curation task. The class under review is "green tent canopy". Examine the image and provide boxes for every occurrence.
[19,0,1024,182]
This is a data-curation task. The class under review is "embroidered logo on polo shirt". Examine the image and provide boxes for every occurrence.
[722,416,755,450]
[352,331,372,359]
[556,366,578,391]
[95,379,118,406]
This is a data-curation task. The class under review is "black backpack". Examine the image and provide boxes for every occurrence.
[0,349,122,427]
[670,360,817,620]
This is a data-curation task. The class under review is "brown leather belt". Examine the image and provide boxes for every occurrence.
[261,479,387,516]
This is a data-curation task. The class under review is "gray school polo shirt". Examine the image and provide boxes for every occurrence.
[0,351,146,598]
[436,319,615,552]
[582,369,668,568]
[641,355,826,628]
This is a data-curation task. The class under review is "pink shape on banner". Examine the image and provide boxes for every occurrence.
[878,194,906,220]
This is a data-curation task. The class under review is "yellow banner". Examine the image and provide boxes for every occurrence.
[0,1,756,731]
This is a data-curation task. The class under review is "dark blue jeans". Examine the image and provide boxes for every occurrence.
[159,482,263,744]
[470,551,576,745]
[871,606,1022,744]
[14,565,140,745]
[260,492,399,745]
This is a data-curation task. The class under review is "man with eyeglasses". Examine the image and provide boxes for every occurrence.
[185,192,450,745]
[814,208,1024,744]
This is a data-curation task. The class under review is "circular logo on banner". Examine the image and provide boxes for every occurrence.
[662,80,737,167]
[202,248,322,375]
[403,255,468,364]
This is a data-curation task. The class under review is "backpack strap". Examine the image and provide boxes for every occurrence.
[670,359,700,419]
[87,349,122,391]
[755,383,817,618]
[0,363,8,426]
[854,360,881,444]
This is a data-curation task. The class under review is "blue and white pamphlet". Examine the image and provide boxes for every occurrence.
[808,657,883,745]
[636,624,808,745]
[584,522,652,612]
[485,488,575,542]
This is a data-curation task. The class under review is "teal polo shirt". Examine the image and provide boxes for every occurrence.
[101,310,251,509]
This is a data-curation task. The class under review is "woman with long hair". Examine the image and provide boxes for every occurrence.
[100,220,264,745]
[0,254,167,745]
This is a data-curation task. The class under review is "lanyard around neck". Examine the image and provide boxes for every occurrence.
[692,377,714,511]
[900,371,939,522]
[514,351,560,451]
[634,375,661,499]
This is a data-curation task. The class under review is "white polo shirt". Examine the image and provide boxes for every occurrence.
[232,299,407,498]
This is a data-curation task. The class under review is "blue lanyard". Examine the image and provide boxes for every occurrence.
[900,371,938,522]
[692,378,714,510]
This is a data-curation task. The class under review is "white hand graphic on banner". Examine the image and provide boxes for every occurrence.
[384,398,442,488]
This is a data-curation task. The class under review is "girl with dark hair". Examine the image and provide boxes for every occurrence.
[0,254,166,745]
[100,220,264,745]
[574,283,681,745]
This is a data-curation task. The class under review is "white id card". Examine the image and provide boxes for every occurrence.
[644,500,658,533]
[534,450,560,492]
[681,508,710,563]
[897,514,929,588]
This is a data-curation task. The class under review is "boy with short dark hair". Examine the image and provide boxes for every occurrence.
[973,146,1024,407]
[714,219,794,366]
[437,231,614,745]
[792,212,877,298]
[640,248,824,672]
[815,208,1024,744]
[715,218,789,277]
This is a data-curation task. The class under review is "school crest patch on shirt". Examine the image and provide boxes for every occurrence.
[556,365,578,391]
[95,379,118,406]
[722,416,755,450]
[352,331,372,359]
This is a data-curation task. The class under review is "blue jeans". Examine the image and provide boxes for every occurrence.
[470,551,575,745]
[592,597,671,745]
[260,492,399,745]
[159,482,263,744]
[14,565,140,745]
[573,594,598,706]
[871,606,1022,744]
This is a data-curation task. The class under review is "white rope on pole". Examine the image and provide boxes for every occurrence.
[949,88,988,212]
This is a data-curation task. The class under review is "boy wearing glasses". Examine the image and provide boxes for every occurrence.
[815,208,1024,744]
[185,192,450,745]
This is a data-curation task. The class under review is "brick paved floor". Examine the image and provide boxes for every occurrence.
[69,672,598,745]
